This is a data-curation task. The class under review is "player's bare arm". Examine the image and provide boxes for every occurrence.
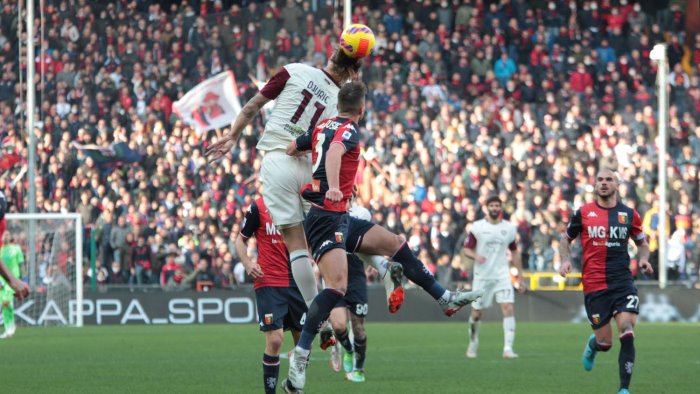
[510,247,526,293]
[286,140,308,157]
[0,260,29,299]
[635,238,653,274]
[234,234,264,280]
[325,142,346,202]
[205,93,271,162]
[559,232,574,277]
[464,246,486,264]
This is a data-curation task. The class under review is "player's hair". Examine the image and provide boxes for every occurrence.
[485,195,502,205]
[329,48,363,82]
[338,81,367,114]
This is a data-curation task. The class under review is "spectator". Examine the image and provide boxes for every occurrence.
[130,235,153,285]
[107,260,129,285]
[109,215,131,270]
[160,247,181,287]
[494,53,517,87]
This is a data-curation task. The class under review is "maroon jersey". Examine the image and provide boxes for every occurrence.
[239,198,293,289]
[295,117,361,213]
[565,201,645,294]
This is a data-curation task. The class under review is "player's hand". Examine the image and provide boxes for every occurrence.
[474,255,487,264]
[246,263,264,279]
[325,188,343,202]
[10,279,29,300]
[639,259,654,275]
[515,277,526,294]
[205,135,235,162]
[559,260,573,277]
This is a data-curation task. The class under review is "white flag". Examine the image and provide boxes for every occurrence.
[173,71,242,135]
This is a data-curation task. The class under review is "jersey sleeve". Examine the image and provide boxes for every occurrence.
[331,121,360,152]
[260,67,291,100]
[464,232,477,249]
[239,201,260,239]
[630,209,646,244]
[295,129,313,152]
[565,209,582,240]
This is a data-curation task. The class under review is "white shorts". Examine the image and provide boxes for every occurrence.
[260,150,312,229]
[471,277,515,310]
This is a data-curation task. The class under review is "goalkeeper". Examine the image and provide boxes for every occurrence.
[0,192,29,339]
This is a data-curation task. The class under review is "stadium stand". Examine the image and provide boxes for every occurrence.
[0,0,698,290]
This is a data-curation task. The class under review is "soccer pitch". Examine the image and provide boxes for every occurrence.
[2,322,697,393]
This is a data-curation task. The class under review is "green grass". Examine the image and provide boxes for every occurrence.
[1,322,698,393]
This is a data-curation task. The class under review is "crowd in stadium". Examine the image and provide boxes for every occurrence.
[0,0,698,290]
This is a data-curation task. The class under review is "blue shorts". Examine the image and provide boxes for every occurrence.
[584,285,639,329]
[304,206,375,262]
[255,286,307,332]
[336,254,369,317]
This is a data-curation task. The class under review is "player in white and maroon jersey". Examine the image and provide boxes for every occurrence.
[207,49,361,311]
[463,195,524,359]
[207,49,404,317]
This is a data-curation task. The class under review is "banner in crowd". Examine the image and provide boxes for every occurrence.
[172,71,242,135]
[9,288,700,326]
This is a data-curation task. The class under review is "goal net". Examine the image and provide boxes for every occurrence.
[4,213,83,327]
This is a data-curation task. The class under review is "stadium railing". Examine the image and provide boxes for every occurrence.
[522,272,583,291]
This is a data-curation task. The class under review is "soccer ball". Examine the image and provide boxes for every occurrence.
[339,24,375,59]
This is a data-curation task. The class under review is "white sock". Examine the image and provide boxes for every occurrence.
[295,346,310,358]
[290,250,318,308]
[438,290,451,305]
[357,253,389,278]
[503,316,516,351]
[469,316,480,343]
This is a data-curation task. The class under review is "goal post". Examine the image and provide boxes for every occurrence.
[5,213,83,327]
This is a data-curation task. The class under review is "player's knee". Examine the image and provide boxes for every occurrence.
[501,304,514,316]
[619,325,635,340]
[331,319,346,333]
[392,234,406,249]
[326,286,346,297]
[619,321,635,334]
[471,310,483,321]
[266,332,284,354]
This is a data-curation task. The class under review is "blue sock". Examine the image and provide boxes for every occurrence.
[262,353,279,394]
[392,242,446,299]
[297,288,344,350]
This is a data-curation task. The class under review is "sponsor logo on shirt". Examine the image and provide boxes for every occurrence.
[284,124,306,136]
[587,225,628,240]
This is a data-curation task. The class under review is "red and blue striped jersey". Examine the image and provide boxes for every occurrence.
[566,201,645,294]
[295,117,361,213]
[239,198,293,289]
